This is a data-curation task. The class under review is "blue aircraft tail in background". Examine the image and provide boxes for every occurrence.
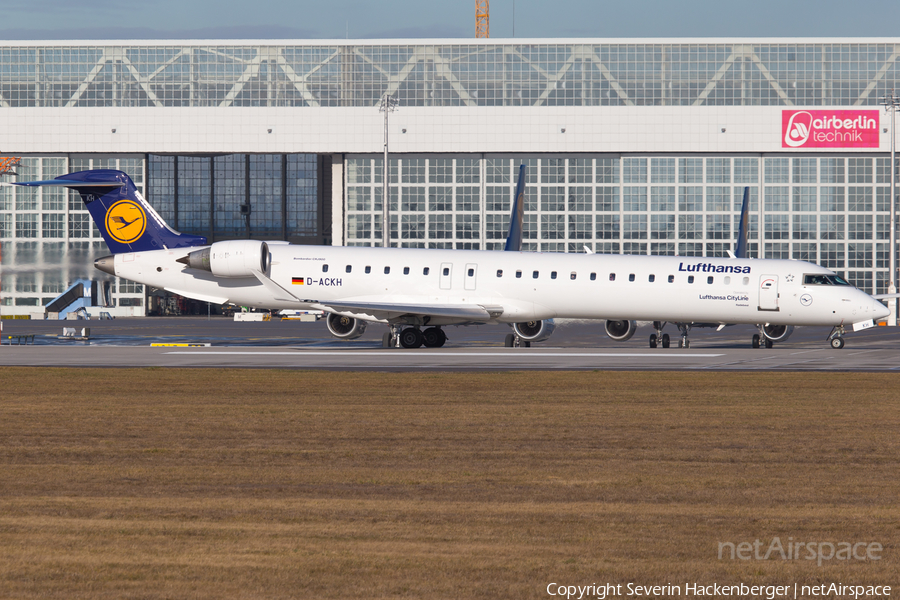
[14,169,207,254]
[734,186,751,259]
[504,164,526,252]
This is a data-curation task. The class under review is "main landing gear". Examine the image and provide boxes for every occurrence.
[382,325,447,349]
[648,321,671,348]
[504,333,531,348]
[648,321,690,348]
[750,333,774,349]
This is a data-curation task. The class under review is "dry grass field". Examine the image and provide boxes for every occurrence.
[0,368,898,599]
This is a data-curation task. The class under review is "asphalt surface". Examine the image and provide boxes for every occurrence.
[0,316,898,371]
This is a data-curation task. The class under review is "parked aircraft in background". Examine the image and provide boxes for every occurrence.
[16,170,889,349]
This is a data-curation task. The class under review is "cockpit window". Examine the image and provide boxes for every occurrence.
[804,274,851,286]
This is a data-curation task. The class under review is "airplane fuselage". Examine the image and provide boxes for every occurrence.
[108,245,884,328]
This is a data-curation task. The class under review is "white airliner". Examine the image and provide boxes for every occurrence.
[17,169,890,350]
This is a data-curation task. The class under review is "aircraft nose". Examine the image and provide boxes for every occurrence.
[874,298,891,320]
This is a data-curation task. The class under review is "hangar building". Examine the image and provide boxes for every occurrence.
[0,38,898,315]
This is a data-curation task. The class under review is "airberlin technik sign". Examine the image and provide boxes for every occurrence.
[782,110,879,148]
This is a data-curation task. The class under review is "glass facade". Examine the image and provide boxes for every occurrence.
[0,41,898,107]
[345,154,900,294]
[1,153,320,311]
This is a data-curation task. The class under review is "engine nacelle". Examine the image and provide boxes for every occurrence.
[512,319,556,343]
[178,240,269,278]
[605,319,638,342]
[762,323,794,342]
[326,313,368,340]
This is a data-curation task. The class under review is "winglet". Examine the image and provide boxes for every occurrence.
[504,164,526,252]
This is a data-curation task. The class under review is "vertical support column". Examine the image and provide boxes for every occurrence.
[331,154,344,246]
[173,155,179,231]
[244,154,251,239]
[209,157,216,243]
[281,154,288,241]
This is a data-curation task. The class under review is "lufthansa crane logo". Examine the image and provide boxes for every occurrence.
[105,200,146,244]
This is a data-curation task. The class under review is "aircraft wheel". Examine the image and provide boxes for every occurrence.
[830,336,845,349]
[399,328,424,349]
[523,340,531,348]
[423,327,444,348]
[661,334,670,348]
[504,333,515,347]
[677,340,683,348]
[382,332,393,348]
[752,334,760,349]
[649,334,658,348]
[684,339,690,349]
[765,339,774,349]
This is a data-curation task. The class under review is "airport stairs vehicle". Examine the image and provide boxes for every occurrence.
[44,279,111,320]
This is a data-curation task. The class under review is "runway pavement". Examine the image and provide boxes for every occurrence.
[1,315,898,370]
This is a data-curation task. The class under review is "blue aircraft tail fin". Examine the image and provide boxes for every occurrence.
[504,164,526,252]
[14,169,207,254]
[734,186,750,259]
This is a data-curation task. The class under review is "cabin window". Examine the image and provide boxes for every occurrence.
[551,271,557,280]
[533,271,539,279]
[707,276,714,284]
[668,275,674,283]
[648,274,655,282]
[570,272,576,280]
[403,267,410,275]
[345,265,352,273]
[468,268,474,277]
[628,273,635,282]
[423,267,430,275]
[365,266,371,274]
[590,273,596,281]
[322,264,329,273]
[609,273,616,281]
[443,267,450,276]
[384,266,390,274]
[497,269,503,277]
[742,277,749,285]
[688,275,695,284]
[724,276,731,285]
[516,270,522,278]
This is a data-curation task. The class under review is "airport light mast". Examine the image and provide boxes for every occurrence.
[882,91,900,326]
[379,93,398,248]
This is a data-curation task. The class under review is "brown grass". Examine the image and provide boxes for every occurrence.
[0,369,898,599]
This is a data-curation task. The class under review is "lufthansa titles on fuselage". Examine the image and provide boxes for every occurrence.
[678,262,751,274]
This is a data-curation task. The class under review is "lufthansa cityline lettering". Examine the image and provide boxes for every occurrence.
[678,262,751,274]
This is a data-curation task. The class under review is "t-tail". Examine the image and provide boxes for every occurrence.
[14,169,207,254]
[734,186,750,259]
[503,164,526,252]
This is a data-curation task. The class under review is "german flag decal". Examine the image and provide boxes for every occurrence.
[292,277,304,285]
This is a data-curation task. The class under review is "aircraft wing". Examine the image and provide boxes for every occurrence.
[247,269,504,322]
[314,300,505,322]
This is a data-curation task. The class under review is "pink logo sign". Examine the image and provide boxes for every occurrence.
[782,110,879,148]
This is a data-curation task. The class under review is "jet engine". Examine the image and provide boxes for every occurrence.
[326,313,368,340]
[177,240,269,278]
[605,319,638,342]
[512,319,556,343]
[762,323,794,342]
